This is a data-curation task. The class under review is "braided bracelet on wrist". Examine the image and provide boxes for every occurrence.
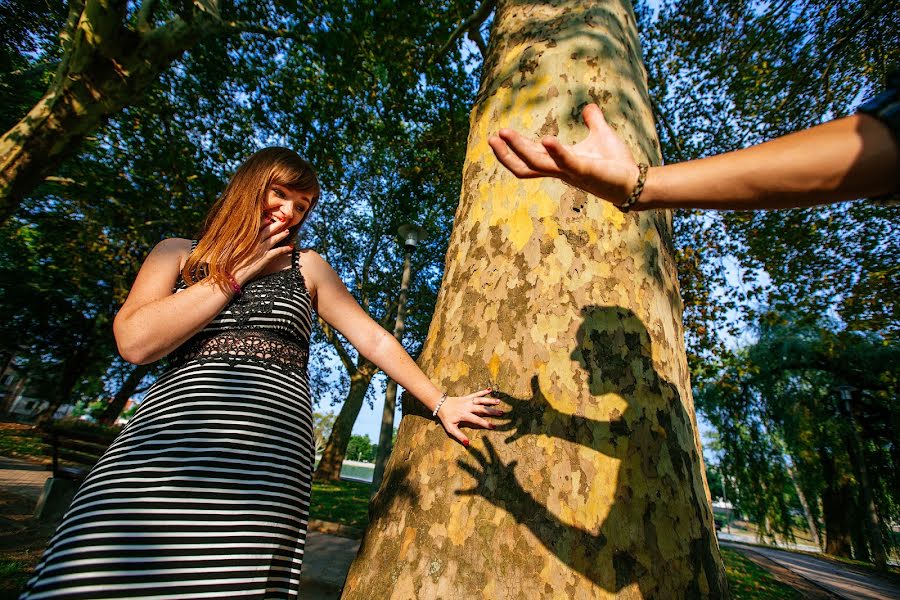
[618,163,649,213]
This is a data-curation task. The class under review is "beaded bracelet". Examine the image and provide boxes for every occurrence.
[618,163,649,213]
[226,273,242,297]
[432,393,448,417]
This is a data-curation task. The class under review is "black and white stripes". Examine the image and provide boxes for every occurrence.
[23,248,315,599]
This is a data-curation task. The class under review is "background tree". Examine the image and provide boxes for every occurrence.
[313,410,336,457]
[345,434,377,463]
[639,0,900,367]
[695,313,898,564]
[0,0,324,220]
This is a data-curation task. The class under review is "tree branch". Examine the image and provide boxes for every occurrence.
[137,0,160,32]
[434,0,495,60]
[218,20,309,42]
[649,96,684,162]
[59,0,86,56]
[318,316,356,373]
[466,26,487,56]
[358,221,383,311]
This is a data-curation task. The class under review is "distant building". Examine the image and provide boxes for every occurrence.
[1,360,74,421]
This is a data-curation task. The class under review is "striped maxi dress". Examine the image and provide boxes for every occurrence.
[22,245,316,599]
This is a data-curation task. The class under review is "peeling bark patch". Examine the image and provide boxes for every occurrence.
[539,111,559,136]
[588,87,613,107]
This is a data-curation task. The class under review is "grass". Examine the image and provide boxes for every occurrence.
[0,559,32,597]
[721,548,803,599]
[0,422,44,462]
[308,479,371,529]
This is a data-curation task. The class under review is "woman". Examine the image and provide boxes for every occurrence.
[22,147,499,599]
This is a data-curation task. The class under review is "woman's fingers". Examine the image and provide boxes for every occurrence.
[445,423,470,447]
[581,103,607,132]
[266,228,291,247]
[466,415,494,430]
[473,406,504,417]
[262,218,289,240]
[542,137,583,175]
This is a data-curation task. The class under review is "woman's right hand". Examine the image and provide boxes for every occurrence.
[436,388,504,447]
[231,215,294,285]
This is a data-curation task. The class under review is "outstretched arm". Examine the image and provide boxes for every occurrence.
[489,104,900,211]
[304,250,501,446]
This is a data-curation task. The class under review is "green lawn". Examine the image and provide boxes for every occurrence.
[721,548,803,599]
[0,423,44,461]
[308,479,371,529]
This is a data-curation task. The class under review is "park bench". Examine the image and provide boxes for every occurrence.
[33,424,117,521]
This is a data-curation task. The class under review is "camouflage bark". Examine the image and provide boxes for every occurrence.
[343,0,728,597]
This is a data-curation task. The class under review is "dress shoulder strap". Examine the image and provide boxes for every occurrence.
[175,240,199,290]
[291,246,311,295]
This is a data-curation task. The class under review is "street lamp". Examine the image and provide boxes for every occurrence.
[371,224,427,496]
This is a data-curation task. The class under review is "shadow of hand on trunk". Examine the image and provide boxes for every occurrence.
[455,305,724,597]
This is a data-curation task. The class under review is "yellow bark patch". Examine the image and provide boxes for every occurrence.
[487,353,502,381]
[447,497,478,545]
[507,203,533,251]
[399,526,418,560]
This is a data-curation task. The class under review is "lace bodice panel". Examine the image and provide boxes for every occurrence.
[169,245,313,377]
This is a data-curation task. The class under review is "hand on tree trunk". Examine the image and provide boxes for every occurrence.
[489,103,640,208]
[435,387,503,446]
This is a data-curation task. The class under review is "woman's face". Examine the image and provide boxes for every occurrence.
[263,183,316,229]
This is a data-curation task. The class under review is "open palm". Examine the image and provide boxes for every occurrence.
[489,103,639,206]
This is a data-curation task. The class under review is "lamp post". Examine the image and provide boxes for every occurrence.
[836,384,886,569]
[370,224,427,496]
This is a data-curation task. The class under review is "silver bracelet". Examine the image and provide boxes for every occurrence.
[432,393,448,417]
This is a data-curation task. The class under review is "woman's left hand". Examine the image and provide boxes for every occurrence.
[436,388,504,447]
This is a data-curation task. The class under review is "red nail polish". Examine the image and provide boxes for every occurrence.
[488,424,495,430]
[463,439,470,447]
[498,411,505,416]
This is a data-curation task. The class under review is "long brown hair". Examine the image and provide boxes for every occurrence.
[182,147,319,289]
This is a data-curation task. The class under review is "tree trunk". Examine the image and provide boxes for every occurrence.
[821,450,854,558]
[97,363,152,425]
[842,395,886,569]
[0,3,223,221]
[313,363,376,481]
[34,342,93,426]
[784,455,821,548]
[343,1,728,597]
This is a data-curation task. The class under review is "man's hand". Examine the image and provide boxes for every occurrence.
[489,104,640,206]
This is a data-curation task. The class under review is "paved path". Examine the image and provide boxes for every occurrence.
[719,530,822,553]
[0,456,48,501]
[301,531,360,597]
[722,541,900,600]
